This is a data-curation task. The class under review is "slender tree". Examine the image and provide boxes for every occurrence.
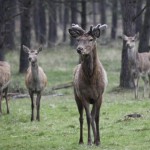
[63,0,69,42]
[135,0,143,34]
[19,0,32,73]
[4,0,16,50]
[120,0,137,88]
[111,0,118,39]
[81,0,87,30]
[92,0,97,25]
[70,0,78,46]
[138,0,150,52]
[99,0,107,34]
[48,1,57,47]
[33,0,46,44]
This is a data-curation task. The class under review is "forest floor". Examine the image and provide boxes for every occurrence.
[0,41,150,150]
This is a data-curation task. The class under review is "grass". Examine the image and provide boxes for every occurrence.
[0,42,150,150]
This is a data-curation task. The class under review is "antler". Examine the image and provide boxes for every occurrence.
[68,24,85,38]
[87,24,108,38]
[71,24,85,34]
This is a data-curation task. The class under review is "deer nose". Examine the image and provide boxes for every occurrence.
[77,47,83,54]
[28,57,32,61]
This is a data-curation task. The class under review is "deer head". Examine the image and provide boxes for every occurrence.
[68,24,107,55]
[23,45,42,65]
[123,33,139,49]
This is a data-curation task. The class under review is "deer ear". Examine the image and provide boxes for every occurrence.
[38,47,42,53]
[23,45,30,53]
[122,34,128,41]
[68,28,84,38]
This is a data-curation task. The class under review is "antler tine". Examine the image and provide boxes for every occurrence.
[71,24,85,33]
[99,24,108,29]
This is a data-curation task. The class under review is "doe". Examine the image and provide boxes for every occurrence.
[0,61,11,115]
[123,34,150,99]
[23,45,47,121]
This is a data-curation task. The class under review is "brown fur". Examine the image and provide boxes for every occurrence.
[23,45,47,121]
[69,24,107,145]
[123,34,150,98]
[0,61,11,114]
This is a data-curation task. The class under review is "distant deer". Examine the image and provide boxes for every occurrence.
[0,61,11,115]
[68,24,108,145]
[123,34,150,99]
[23,45,47,121]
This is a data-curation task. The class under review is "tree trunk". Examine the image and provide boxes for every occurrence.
[33,0,46,44]
[99,0,107,34]
[4,0,16,50]
[19,0,32,73]
[70,0,77,46]
[0,0,8,60]
[48,1,57,47]
[63,0,69,42]
[135,0,143,34]
[81,0,86,30]
[92,0,96,25]
[111,0,118,39]
[38,0,46,45]
[120,0,137,88]
[33,0,39,42]
[138,0,150,53]
[58,0,63,25]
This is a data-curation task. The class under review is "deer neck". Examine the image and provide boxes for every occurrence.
[128,46,138,66]
[31,62,39,82]
[82,45,98,78]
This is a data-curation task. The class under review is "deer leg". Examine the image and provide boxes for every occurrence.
[29,91,34,121]
[142,76,148,98]
[4,88,9,114]
[0,92,2,115]
[95,97,102,146]
[133,77,139,99]
[75,95,84,144]
[84,102,92,145]
[36,92,41,121]
[91,104,97,144]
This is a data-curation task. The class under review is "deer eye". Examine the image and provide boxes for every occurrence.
[89,39,93,42]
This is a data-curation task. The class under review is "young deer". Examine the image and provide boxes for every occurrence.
[69,24,108,145]
[23,45,47,121]
[123,34,150,99]
[0,61,11,115]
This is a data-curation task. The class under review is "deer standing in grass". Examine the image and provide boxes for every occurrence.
[0,61,11,115]
[123,34,150,99]
[23,45,47,121]
[69,24,108,145]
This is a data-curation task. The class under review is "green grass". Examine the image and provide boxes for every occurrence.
[0,43,150,150]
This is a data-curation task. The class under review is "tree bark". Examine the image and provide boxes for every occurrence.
[63,0,69,42]
[48,1,57,47]
[70,0,77,46]
[120,0,137,88]
[19,0,32,73]
[135,0,143,34]
[111,0,118,39]
[4,0,16,50]
[99,0,107,34]
[138,0,150,53]
[0,0,8,60]
[81,0,86,30]
[92,0,96,25]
